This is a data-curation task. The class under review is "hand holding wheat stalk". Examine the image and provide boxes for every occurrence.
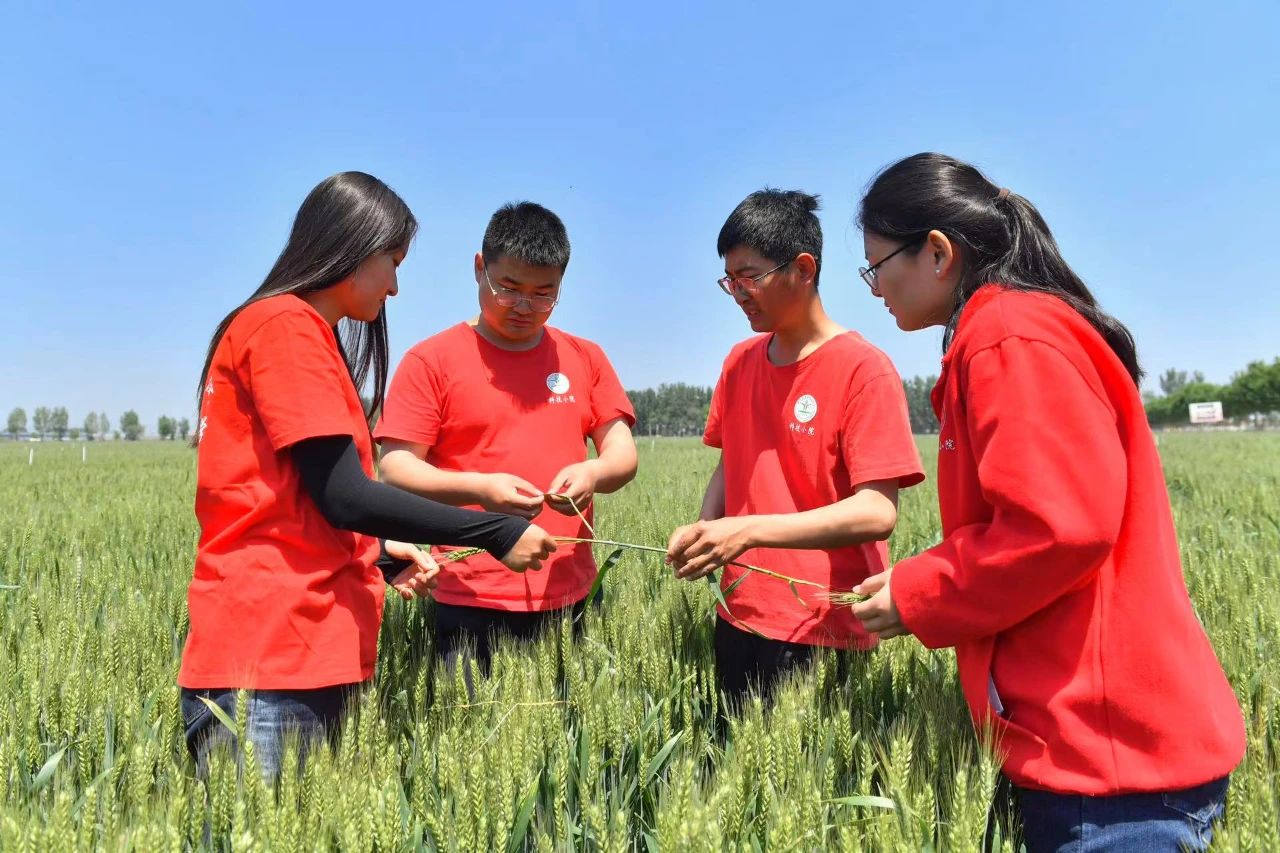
[428,493,872,628]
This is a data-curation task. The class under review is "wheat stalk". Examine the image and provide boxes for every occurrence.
[436,533,834,594]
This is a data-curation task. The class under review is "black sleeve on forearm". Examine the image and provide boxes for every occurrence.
[290,435,528,561]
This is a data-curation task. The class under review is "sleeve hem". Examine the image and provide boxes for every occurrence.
[484,518,531,560]
[272,424,359,453]
[891,554,962,650]
[590,409,637,433]
[850,463,927,489]
[371,427,439,447]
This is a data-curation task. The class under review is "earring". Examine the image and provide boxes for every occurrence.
[935,268,941,274]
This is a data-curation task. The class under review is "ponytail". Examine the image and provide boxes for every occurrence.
[859,153,1142,383]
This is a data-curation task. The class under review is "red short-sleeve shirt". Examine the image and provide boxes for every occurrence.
[706,332,924,648]
[375,323,635,611]
[178,295,383,690]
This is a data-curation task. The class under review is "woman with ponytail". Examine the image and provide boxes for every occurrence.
[850,153,1244,851]
[179,173,557,780]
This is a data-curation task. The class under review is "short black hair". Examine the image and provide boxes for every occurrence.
[481,202,571,269]
[717,189,822,286]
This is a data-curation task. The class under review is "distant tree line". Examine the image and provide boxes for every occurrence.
[4,408,190,442]
[623,357,1280,438]
[626,379,944,436]
[8,359,1276,444]
[627,383,713,436]
[901,360,1280,432]
[1144,360,1280,426]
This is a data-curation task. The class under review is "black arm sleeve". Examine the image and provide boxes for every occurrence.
[290,436,529,566]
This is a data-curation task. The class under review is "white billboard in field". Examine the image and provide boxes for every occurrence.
[1189,401,1224,424]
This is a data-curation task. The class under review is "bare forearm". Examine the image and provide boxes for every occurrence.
[698,459,726,521]
[589,447,637,495]
[379,450,489,506]
[587,419,638,495]
[746,486,898,551]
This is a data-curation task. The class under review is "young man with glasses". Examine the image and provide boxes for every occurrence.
[376,202,637,679]
[665,189,924,705]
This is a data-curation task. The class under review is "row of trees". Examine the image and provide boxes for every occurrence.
[903,361,1280,431]
[903,360,1280,430]
[10,359,1274,444]
[627,383,713,436]
[624,358,1280,438]
[157,416,192,441]
[5,408,157,441]
[902,376,941,433]
[625,379,944,436]
[1145,360,1280,425]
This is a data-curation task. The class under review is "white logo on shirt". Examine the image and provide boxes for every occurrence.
[793,394,818,423]
[546,372,571,394]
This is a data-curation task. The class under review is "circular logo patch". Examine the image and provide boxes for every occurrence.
[794,394,818,423]
[546,373,571,394]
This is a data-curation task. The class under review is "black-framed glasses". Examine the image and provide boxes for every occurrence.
[483,266,559,313]
[717,260,791,297]
[859,237,925,291]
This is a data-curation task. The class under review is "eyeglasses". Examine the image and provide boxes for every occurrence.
[717,260,791,297]
[483,266,559,313]
[858,237,924,291]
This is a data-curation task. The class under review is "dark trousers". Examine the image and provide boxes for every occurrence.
[434,593,596,691]
[713,616,817,707]
[1012,775,1229,852]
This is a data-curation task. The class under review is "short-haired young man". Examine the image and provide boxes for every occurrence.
[666,189,924,704]
[378,202,637,677]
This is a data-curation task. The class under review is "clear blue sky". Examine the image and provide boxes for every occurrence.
[3,1,1277,432]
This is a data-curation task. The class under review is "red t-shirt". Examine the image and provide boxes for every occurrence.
[374,323,635,611]
[891,285,1245,794]
[705,332,924,648]
[178,295,384,691]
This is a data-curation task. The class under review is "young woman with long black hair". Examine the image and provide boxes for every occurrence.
[851,153,1244,852]
[178,172,557,778]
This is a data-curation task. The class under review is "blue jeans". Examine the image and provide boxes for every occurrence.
[180,683,359,781]
[1015,775,1229,852]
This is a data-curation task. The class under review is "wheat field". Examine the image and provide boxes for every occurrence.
[1,433,1276,850]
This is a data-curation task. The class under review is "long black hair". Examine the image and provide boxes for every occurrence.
[197,172,417,419]
[858,153,1142,383]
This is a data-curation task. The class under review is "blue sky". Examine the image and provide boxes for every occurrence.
[2,1,1277,432]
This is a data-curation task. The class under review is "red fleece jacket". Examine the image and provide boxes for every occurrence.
[892,285,1245,794]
